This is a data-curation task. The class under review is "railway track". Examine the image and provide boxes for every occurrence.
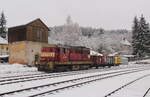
[0,67,150,97]
[143,88,150,97]
[0,64,147,80]
[0,71,43,79]
[104,74,150,97]
[0,67,115,85]
[0,72,45,79]
[0,65,148,86]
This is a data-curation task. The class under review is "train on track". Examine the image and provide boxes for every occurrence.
[35,45,128,72]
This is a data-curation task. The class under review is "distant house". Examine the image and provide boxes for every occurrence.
[0,37,9,55]
[0,37,9,63]
[8,19,50,66]
[120,38,132,55]
[8,18,50,43]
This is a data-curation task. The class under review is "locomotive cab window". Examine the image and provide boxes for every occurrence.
[60,48,66,53]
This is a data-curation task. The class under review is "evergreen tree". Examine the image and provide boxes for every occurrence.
[138,15,150,57]
[145,24,150,56]
[132,16,139,56]
[140,15,150,56]
[132,15,150,57]
[0,12,7,38]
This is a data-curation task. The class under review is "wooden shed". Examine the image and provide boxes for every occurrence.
[8,18,49,43]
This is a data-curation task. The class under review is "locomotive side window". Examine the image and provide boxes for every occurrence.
[63,48,65,53]
[60,48,66,53]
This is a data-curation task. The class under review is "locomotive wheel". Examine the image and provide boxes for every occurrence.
[72,65,80,71]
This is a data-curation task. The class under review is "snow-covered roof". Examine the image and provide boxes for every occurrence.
[0,55,9,58]
[120,39,131,46]
[90,50,103,56]
[109,52,119,56]
[122,55,135,57]
[0,37,8,44]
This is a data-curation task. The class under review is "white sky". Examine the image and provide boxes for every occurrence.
[0,0,150,30]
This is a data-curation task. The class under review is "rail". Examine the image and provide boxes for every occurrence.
[104,74,150,97]
[0,67,149,97]
[143,88,150,97]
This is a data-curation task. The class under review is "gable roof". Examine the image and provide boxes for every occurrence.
[9,18,50,31]
[120,38,131,46]
[27,18,50,31]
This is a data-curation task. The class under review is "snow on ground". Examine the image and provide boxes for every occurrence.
[44,68,150,97]
[0,66,141,95]
[110,75,150,97]
[145,89,150,97]
[0,63,37,74]
[137,59,150,64]
[130,59,150,65]
[0,37,8,44]
[0,61,150,97]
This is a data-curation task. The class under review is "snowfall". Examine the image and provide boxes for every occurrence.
[0,60,150,97]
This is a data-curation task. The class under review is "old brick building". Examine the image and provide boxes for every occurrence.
[8,19,50,66]
[8,18,49,43]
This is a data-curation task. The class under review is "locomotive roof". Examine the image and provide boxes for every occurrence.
[90,50,103,56]
[56,44,89,49]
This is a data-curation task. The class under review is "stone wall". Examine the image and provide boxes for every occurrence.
[9,41,56,66]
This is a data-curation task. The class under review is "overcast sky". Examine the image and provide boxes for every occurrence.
[0,0,149,30]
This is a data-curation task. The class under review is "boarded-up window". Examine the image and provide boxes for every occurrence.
[37,28,43,41]
[32,26,44,41]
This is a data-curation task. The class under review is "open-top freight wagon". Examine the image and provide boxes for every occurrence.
[35,45,124,72]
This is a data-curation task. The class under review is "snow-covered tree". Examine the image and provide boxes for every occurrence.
[0,12,7,39]
[49,15,82,46]
[132,15,150,57]
[139,15,150,57]
[132,16,139,56]
[62,16,82,46]
[48,16,131,54]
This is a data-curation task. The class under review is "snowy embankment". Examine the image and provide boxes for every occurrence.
[0,63,37,75]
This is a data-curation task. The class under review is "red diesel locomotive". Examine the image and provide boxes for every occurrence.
[36,45,92,72]
[35,45,122,72]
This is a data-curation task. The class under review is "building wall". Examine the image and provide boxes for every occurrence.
[9,41,27,64]
[8,26,26,43]
[0,44,9,55]
[25,42,56,65]
[26,41,43,65]
[26,20,48,43]
[9,41,53,66]
[120,45,132,55]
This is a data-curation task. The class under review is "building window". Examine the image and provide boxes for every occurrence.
[37,28,43,41]
[1,46,4,49]
[6,47,8,51]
